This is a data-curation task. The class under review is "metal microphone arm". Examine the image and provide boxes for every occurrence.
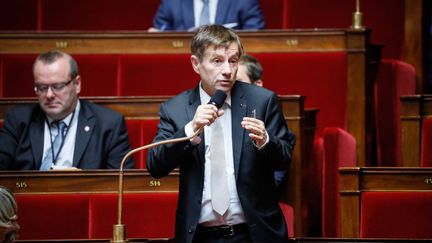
[111,126,204,243]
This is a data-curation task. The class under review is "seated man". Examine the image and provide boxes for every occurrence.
[0,50,134,170]
[237,54,295,193]
[149,0,265,31]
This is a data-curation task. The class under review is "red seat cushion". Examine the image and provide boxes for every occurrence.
[322,127,356,237]
[360,191,432,238]
[89,193,178,239]
[279,202,295,238]
[375,59,416,166]
[15,194,90,240]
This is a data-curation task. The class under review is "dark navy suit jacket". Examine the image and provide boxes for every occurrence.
[152,0,265,31]
[0,100,134,170]
[147,82,294,243]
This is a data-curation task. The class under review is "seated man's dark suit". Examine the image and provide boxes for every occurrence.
[153,0,265,31]
[147,82,294,243]
[0,100,134,170]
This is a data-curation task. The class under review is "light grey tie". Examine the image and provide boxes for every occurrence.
[199,0,210,26]
[210,118,230,215]
[40,121,66,171]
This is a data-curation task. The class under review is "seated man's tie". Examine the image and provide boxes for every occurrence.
[40,121,67,171]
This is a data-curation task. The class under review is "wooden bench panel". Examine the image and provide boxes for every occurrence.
[340,167,432,237]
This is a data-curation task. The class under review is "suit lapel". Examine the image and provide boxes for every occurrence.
[187,88,206,171]
[73,101,95,167]
[231,84,247,179]
[182,0,195,29]
[215,0,231,24]
[30,112,46,169]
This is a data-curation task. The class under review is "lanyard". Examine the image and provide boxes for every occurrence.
[45,110,75,165]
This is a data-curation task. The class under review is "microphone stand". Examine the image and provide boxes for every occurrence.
[111,127,203,243]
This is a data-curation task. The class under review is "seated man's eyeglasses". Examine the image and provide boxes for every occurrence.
[34,78,75,94]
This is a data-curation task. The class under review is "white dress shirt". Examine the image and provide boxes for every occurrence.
[43,101,80,169]
[185,85,246,226]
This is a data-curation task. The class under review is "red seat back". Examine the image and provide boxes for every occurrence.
[322,127,356,237]
[375,59,416,166]
[126,119,159,169]
[16,194,90,240]
[360,191,432,238]
[89,193,177,239]
[279,202,295,238]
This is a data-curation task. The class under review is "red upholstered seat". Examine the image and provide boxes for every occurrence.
[126,119,159,169]
[88,193,178,239]
[253,52,347,135]
[74,55,119,96]
[421,117,432,167]
[15,194,90,240]
[375,59,416,166]
[119,54,197,96]
[15,193,178,240]
[322,127,356,237]
[279,202,295,238]
[126,120,145,168]
[360,191,432,238]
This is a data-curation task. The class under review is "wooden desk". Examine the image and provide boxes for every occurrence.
[339,167,432,237]
[0,28,377,165]
[0,170,178,194]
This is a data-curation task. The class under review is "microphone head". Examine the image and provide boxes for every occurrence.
[208,90,227,109]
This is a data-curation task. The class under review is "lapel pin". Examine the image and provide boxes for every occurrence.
[84,126,90,132]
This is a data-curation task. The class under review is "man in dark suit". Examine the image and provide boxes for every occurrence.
[0,50,134,170]
[147,25,293,243]
[149,0,265,31]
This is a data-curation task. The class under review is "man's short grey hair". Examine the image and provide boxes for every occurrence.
[190,25,244,62]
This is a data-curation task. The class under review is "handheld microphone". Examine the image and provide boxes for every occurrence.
[208,89,227,109]
[111,90,226,243]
